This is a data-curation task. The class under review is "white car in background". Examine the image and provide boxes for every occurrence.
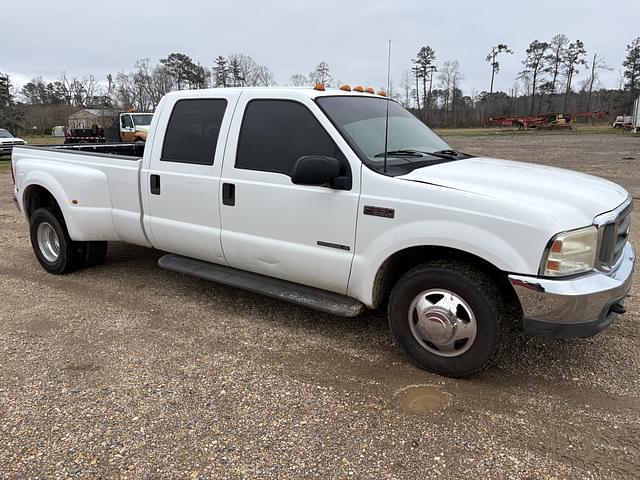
[0,128,26,156]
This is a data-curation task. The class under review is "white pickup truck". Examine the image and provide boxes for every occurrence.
[10,87,635,377]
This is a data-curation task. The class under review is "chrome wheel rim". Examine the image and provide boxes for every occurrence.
[37,222,61,263]
[408,289,477,357]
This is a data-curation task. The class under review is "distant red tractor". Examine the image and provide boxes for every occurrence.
[489,111,609,130]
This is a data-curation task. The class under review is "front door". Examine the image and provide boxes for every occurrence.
[219,94,360,294]
[142,92,240,264]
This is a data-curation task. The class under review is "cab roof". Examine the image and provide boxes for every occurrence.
[164,86,391,101]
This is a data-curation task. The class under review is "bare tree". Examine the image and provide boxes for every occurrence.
[227,53,274,87]
[309,62,332,87]
[585,53,611,112]
[254,65,275,86]
[438,61,462,126]
[290,74,308,86]
[399,70,412,107]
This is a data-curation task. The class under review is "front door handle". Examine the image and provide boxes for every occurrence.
[150,174,161,195]
[222,183,235,206]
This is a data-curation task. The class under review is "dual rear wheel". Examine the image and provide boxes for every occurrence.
[29,208,108,274]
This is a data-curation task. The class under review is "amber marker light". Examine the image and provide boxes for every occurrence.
[546,260,561,271]
[550,240,563,253]
[72,199,79,205]
[377,90,387,97]
[353,86,365,92]
[365,87,375,94]
[313,83,326,91]
[339,84,351,91]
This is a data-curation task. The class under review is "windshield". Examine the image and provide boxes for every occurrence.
[0,129,14,138]
[316,96,456,175]
[132,114,153,127]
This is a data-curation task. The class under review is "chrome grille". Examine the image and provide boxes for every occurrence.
[598,202,632,268]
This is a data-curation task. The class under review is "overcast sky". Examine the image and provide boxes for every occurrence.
[3,0,636,95]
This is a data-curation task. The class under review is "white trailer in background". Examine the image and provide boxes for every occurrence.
[632,96,640,133]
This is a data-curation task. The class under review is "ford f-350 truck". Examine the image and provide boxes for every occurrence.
[10,87,635,377]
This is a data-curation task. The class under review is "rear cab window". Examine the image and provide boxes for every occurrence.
[162,99,228,165]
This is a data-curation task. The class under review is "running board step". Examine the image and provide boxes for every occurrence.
[158,254,365,317]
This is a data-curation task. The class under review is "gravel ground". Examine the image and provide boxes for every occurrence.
[1,132,639,479]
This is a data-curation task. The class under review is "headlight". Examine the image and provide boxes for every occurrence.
[540,226,597,277]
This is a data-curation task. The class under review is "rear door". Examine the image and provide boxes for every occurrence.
[142,91,240,264]
[219,92,361,294]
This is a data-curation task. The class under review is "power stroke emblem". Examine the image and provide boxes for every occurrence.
[363,205,395,219]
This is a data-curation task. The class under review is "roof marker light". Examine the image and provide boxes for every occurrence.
[377,90,387,97]
[365,87,375,94]
[313,83,326,91]
[353,86,365,92]
[339,84,351,91]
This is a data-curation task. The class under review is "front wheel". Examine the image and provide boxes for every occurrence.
[388,260,512,378]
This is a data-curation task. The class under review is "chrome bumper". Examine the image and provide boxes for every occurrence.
[509,242,635,337]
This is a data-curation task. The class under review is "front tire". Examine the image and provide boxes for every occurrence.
[29,208,85,274]
[388,260,512,378]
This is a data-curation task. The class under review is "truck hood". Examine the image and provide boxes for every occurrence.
[135,125,150,133]
[398,156,629,226]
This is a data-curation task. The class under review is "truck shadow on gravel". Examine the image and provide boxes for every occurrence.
[96,242,635,395]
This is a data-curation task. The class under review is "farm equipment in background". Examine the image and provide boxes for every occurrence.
[489,111,610,130]
[64,110,153,144]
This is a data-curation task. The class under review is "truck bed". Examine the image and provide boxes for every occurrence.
[12,144,151,247]
[26,142,144,158]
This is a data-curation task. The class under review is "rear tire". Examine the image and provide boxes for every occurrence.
[29,208,85,274]
[84,241,108,268]
[388,260,512,378]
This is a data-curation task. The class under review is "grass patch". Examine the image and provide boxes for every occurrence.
[0,159,10,171]
[23,135,65,145]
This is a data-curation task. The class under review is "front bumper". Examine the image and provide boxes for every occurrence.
[509,242,635,338]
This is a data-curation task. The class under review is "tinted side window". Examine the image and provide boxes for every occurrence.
[236,100,343,176]
[162,99,227,165]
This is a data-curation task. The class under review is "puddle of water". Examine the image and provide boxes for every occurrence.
[396,385,450,414]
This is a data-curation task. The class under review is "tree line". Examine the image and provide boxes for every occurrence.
[402,35,640,127]
[1,36,639,133]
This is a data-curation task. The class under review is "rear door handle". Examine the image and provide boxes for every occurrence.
[222,183,235,206]
[150,174,161,195]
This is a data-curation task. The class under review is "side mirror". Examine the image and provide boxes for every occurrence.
[291,156,350,190]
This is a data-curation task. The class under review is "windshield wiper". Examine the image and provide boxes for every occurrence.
[374,148,467,160]
[374,149,426,158]
[428,149,467,159]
